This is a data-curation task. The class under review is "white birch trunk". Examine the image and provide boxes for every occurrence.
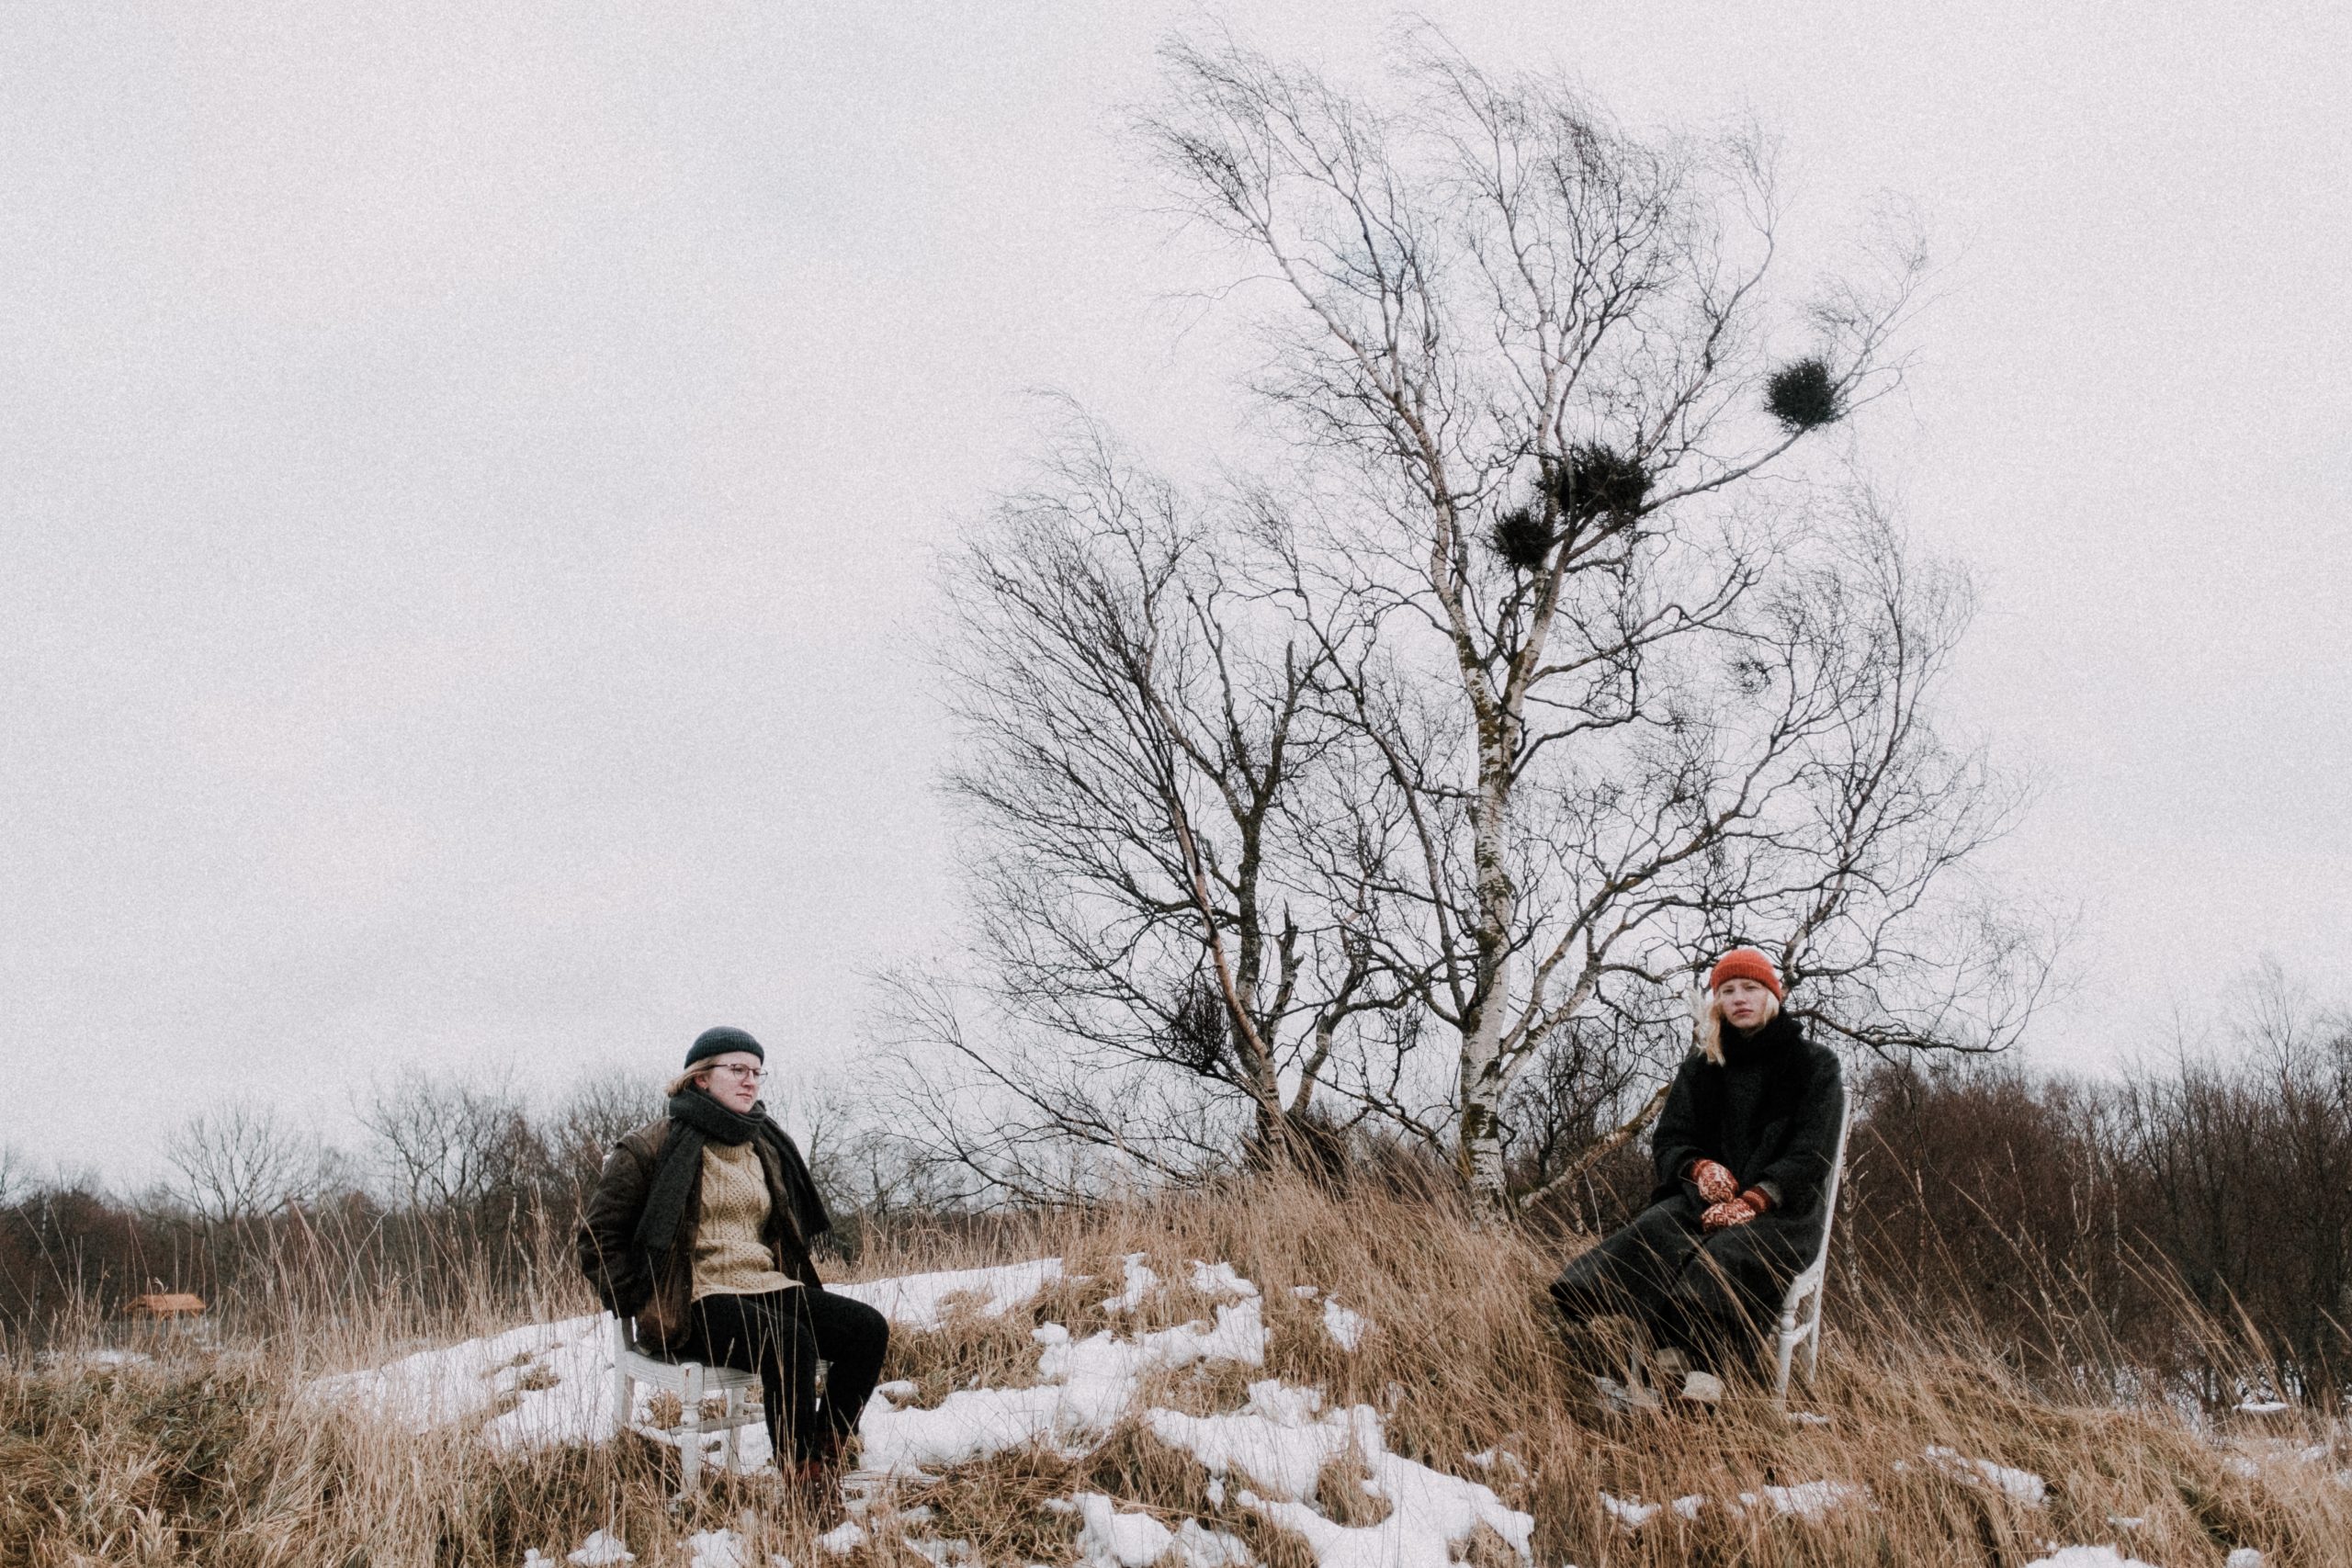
[1458,728,1519,1222]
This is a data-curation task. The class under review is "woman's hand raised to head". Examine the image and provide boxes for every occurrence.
[1690,1158,1738,1203]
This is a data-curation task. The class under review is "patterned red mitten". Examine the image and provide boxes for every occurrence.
[1690,1158,1738,1203]
[1701,1199,1755,1233]
[1736,1187,1771,1218]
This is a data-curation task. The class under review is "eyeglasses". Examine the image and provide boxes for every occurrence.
[708,1064,765,1082]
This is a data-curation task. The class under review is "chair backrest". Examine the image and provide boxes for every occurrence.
[1801,1085,1854,1279]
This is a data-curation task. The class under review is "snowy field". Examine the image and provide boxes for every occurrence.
[308,1257,2310,1568]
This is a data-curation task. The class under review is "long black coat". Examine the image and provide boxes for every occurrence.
[1650,1012,1844,1224]
[1553,1012,1845,1342]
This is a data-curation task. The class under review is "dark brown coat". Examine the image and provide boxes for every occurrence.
[575,1117,824,1352]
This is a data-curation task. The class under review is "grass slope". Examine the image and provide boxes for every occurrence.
[4,1178,2345,1567]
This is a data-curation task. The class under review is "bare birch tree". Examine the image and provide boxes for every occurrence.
[1139,28,2043,1215]
[891,416,1408,1197]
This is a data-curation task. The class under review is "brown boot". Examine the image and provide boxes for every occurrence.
[791,1461,843,1526]
[791,1430,846,1527]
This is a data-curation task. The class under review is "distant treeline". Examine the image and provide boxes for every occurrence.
[5,1011,2346,1407]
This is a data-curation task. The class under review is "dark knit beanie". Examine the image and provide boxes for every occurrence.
[684,1025,764,1069]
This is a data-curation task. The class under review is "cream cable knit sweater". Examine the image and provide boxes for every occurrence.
[690,1140,794,1299]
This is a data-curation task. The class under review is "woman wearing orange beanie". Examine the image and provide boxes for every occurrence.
[1548,947,1844,1402]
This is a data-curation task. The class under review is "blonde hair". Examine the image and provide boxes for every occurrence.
[1692,980,1781,1065]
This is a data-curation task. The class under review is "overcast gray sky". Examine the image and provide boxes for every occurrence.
[4,1,2346,1183]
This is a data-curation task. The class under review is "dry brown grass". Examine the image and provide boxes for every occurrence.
[5,1176,2346,1567]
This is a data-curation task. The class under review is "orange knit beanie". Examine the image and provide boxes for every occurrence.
[1708,947,1783,998]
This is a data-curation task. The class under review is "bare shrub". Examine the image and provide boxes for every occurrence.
[360,1071,546,1213]
[163,1103,324,1226]
[547,1068,658,1205]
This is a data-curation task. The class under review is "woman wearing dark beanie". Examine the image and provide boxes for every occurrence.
[577,1026,888,1514]
[1549,948,1844,1403]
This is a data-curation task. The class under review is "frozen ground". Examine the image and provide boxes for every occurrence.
[307,1257,2280,1568]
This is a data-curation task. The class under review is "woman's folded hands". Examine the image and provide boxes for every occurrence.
[1690,1158,1738,1203]
[1691,1157,1778,1231]
[1701,1188,1773,1232]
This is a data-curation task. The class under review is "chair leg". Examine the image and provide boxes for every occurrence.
[609,1317,633,1437]
[719,1387,741,1475]
[680,1364,704,1493]
[1802,1318,1822,1382]
[1771,1319,1798,1408]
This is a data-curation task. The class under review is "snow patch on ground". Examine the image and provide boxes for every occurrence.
[829,1260,1065,1333]
[2021,1550,2158,1568]
[1100,1255,1160,1314]
[1148,1380,1532,1568]
[1609,1484,1858,1531]
[1597,1493,1703,1529]
[1071,1493,1252,1568]
[1463,1447,1527,1481]
[1600,1493,1657,1529]
[1241,1479,1527,1568]
[815,1521,865,1557]
[1731,1481,1870,1521]
[565,1529,636,1566]
[36,1348,156,1371]
[1923,1445,2048,1506]
[683,1529,747,1568]
[1320,1299,1370,1351]
[1146,1382,1353,1501]
[1190,1261,1260,1301]
[311,1314,613,1447]
[859,1301,1268,1475]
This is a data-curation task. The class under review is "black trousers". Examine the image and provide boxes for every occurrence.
[1549,1198,1805,1372]
[683,1287,889,1464]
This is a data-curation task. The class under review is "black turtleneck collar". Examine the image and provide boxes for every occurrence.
[1721,1009,1804,1065]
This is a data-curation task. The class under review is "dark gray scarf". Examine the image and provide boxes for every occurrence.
[631,1088,831,1269]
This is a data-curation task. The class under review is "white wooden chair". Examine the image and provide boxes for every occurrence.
[606,1314,763,1492]
[1769,1088,1851,1408]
